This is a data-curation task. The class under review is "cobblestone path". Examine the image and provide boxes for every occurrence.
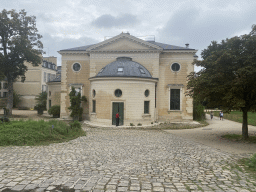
[0,127,255,192]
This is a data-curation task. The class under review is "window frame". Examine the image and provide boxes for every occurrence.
[170,63,181,72]
[72,62,82,72]
[168,85,183,111]
[114,89,122,97]
[92,100,96,113]
[144,101,150,114]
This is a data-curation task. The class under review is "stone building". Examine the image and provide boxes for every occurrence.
[13,57,58,108]
[57,33,197,125]
[0,77,8,108]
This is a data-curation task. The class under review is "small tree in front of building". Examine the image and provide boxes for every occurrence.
[34,91,47,114]
[68,87,87,121]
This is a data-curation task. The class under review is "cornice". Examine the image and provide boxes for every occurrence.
[87,33,163,51]
[89,76,159,83]
[161,49,198,54]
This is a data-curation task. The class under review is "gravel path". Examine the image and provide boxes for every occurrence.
[0,114,256,191]
[165,114,256,156]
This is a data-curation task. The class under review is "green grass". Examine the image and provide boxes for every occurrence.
[0,120,86,146]
[222,134,256,143]
[238,154,256,180]
[208,111,256,126]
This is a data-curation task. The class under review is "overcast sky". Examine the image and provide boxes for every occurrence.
[1,0,256,72]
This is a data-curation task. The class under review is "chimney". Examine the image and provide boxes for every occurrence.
[185,43,189,48]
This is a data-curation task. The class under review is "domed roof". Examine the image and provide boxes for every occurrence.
[95,57,152,78]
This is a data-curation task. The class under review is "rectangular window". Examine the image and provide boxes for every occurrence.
[92,100,96,113]
[3,83,7,89]
[47,73,50,82]
[44,72,46,82]
[3,92,7,98]
[170,89,180,110]
[144,101,149,114]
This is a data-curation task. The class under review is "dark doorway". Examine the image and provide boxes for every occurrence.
[112,102,124,125]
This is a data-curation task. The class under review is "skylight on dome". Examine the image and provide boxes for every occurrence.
[118,68,124,72]
[139,68,145,74]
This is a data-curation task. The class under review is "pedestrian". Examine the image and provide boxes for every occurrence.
[210,111,213,120]
[116,112,119,126]
[219,111,223,120]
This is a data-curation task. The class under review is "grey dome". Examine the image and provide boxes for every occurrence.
[96,57,152,78]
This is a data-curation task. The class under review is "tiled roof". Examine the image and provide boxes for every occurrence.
[59,41,194,51]
[94,57,153,79]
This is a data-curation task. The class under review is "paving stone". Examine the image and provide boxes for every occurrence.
[11,185,26,191]
[153,186,165,191]
[6,182,18,187]
[24,184,38,190]
[46,186,56,190]
[0,126,256,191]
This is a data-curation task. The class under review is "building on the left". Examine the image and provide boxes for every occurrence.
[0,56,58,109]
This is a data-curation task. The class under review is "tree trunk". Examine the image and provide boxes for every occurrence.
[242,109,249,139]
[6,79,13,116]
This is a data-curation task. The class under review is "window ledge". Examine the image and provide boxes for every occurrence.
[142,114,151,118]
[90,112,96,115]
[168,110,182,112]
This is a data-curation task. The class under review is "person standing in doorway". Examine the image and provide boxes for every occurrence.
[116,112,119,126]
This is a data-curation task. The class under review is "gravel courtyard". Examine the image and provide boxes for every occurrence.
[0,116,256,191]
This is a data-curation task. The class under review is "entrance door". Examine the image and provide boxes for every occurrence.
[112,102,124,125]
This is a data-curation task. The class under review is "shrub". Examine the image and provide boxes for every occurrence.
[70,120,82,130]
[18,107,30,110]
[137,123,142,126]
[130,123,134,126]
[35,91,47,110]
[0,116,10,122]
[48,105,60,118]
[193,99,205,121]
[13,91,21,108]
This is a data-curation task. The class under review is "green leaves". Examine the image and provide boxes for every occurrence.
[188,24,256,138]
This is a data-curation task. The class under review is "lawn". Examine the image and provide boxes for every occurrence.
[0,119,86,146]
[210,111,256,126]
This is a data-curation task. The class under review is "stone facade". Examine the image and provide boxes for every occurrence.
[13,57,58,109]
[58,33,197,124]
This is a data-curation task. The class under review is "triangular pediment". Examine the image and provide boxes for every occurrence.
[87,33,163,52]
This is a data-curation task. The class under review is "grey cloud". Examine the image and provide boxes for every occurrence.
[41,33,99,65]
[158,3,256,58]
[91,13,139,28]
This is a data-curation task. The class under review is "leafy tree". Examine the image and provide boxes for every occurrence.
[187,24,256,139]
[35,91,47,110]
[68,87,87,121]
[0,9,43,116]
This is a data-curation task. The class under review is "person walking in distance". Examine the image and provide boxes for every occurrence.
[116,112,119,126]
[210,111,213,120]
[219,111,223,120]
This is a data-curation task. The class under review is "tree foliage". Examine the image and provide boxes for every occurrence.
[0,9,43,115]
[34,91,47,110]
[187,24,256,139]
[68,87,83,121]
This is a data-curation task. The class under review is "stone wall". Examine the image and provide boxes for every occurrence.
[90,78,156,125]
